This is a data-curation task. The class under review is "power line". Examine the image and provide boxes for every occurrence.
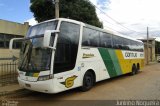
[103,25,122,34]
[100,16,139,35]
[89,1,143,34]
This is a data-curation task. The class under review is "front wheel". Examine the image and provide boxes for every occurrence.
[80,71,94,91]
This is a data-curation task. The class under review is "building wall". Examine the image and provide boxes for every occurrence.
[0,20,29,64]
[151,40,156,61]
[0,49,19,64]
[143,40,156,64]
[0,19,29,36]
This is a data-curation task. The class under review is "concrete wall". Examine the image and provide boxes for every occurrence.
[0,49,20,64]
[151,40,156,61]
[143,40,156,64]
[0,20,29,64]
[0,19,29,36]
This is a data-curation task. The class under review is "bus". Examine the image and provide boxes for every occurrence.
[10,18,144,93]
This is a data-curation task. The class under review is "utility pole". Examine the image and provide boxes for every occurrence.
[54,0,59,18]
[146,27,149,65]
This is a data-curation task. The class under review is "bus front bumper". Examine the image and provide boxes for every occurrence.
[18,77,59,93]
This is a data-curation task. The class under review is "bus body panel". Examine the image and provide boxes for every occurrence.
[80,47,110,82]
[79,47,144,83]
[18,77,54,93]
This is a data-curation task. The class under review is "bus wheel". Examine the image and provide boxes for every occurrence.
[136,63,140,74]
[131,64,137,75]
[80,71,94,91]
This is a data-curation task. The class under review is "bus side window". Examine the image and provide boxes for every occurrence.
[100,32,112,48]
[123,39,130,50]
[113,36,123,49]
[82,27,100,47]
[130,41,136,51]
[140,43,144,52]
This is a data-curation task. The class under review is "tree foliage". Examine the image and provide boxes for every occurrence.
[30,0,103,28]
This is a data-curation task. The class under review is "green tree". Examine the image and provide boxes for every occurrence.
[30,0,103,28]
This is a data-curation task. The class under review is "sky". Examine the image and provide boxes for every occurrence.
[0,0,33,23]
[0,0,160,41]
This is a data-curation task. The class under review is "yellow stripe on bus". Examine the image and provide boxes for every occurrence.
[115,50,144,74]
[33,73,39,77]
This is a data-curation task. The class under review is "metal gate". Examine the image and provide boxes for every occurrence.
[0,62,18,86]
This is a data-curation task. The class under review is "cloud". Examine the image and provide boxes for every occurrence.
[90,0,160,39]
[25,18,38,26]
[155,37,160,42]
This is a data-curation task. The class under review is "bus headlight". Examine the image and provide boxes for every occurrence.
[38,75,53,81]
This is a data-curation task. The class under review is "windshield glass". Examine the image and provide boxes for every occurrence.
[19,21,57,72]
[27,21,57,37]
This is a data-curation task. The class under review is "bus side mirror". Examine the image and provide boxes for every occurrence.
[43,30,52,48]
[9,38,24,51]
[43,30,59,49]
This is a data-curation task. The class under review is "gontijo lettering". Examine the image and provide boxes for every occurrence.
[125,52,137,57]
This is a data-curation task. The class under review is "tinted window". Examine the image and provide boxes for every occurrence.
[82,27,144,52]
[82,27,100,47]
[27,21,57,37]
[123,38,130,50]
[137,42,144,52]
[0,34,4,48]
[54,22,80,74]
[0,41,4,47]
[127,40,144,51]
[100,32,112,48]
[140,42,144,52]
[113,35,123,49]
[129,41,136,51]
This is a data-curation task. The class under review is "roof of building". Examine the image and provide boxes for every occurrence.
[0,19,29,36]
[139,38,156,41]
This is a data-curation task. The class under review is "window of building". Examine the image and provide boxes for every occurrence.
[0,34,23,49]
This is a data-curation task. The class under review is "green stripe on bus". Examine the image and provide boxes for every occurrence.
[98,48,117,77]
[108,49,122,75]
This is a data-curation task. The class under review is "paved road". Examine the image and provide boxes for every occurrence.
[2,63,160,105]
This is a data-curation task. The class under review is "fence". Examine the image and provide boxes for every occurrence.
[0,62,18,87]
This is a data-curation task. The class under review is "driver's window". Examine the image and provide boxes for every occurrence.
[54,21,80,74]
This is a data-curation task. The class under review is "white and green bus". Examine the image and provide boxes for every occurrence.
[10,18,144,93]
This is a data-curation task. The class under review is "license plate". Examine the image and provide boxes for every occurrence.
[25,83,31,88]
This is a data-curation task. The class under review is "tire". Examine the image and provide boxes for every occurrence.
[131,65,137,75]
[80,71,94,91]
[136,64,140,74]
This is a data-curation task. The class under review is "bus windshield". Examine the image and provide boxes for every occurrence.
[18,21,58,72]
